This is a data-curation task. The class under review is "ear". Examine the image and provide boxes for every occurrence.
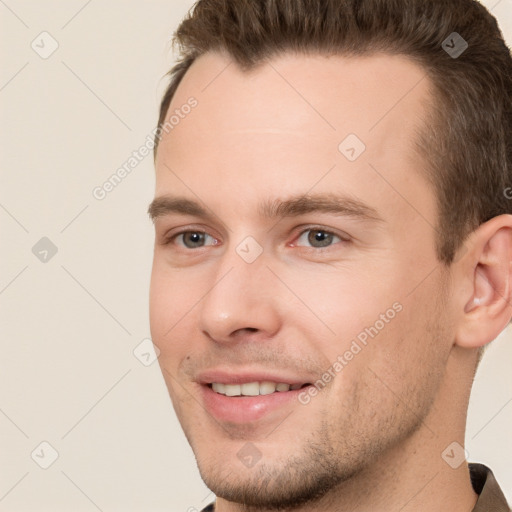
[455,214,512,349]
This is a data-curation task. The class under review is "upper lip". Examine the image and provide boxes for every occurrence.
[196,368,314,386]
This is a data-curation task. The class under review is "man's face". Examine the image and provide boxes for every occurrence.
[149,52,455,507]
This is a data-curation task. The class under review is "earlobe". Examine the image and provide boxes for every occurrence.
[455,216,512,349]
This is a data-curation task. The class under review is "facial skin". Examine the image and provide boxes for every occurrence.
[149,51,512,512]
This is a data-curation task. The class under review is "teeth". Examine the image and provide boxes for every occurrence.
[260,381,276,395]
[224,384,241,396]
[211,381,298,396]
[241,382,260,396]
[212,382,225,393]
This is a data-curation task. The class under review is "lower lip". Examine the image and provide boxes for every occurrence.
[200,385,311,423]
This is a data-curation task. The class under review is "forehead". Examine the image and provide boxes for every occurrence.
[155,51,436,229]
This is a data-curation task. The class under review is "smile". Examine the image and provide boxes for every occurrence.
[210,381,310,396]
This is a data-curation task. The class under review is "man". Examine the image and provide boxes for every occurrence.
[147,0,512,510]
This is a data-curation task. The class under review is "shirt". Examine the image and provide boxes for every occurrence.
[200,463,510,511]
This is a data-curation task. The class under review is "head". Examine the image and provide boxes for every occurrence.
[148,0,512,509]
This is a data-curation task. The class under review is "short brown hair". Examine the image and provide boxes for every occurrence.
[155,0,512,264]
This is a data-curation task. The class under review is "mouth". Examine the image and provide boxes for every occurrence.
[209,381,311,396]
[197,372,316,423]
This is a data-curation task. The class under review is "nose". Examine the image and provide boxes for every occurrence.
[197,248,281,344]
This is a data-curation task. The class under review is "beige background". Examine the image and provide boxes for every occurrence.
[1,1,511,510]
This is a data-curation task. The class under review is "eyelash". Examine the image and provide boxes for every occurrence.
[162,225,350,250]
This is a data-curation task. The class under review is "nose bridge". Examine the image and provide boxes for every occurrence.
[197,242,280,340]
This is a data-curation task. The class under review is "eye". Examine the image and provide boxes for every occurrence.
[174,231,218,249]
[295,228,344,248]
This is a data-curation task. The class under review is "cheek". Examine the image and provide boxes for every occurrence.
[284,263,424,403]
[341,273,450,404]
[149,256,205,323]
[149,262,194,365]
[282,267,399,354]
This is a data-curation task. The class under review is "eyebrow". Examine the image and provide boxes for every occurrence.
[147,193,383,223]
